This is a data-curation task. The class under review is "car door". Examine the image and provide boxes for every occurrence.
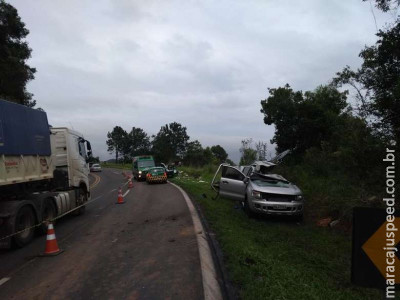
[219,166,247,201]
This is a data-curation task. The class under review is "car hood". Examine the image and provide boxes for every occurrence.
[249,174,302,195]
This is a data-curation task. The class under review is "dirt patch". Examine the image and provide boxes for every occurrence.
[179,227,194,237]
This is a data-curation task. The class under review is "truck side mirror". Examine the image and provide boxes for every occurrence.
[86,140,92,159]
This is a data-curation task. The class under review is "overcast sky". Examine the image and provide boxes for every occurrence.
[11,0,393,163]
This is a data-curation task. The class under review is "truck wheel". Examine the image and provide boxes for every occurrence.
[73,187,87,216]
[13,206,36,247]
[40,199,57,234]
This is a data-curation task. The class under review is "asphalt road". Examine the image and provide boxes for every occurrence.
[0,168,204,299]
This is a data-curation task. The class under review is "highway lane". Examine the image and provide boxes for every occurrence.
[0,168,204,299]
[0,168,123,279]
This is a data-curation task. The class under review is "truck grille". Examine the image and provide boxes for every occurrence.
[261,193,296,202]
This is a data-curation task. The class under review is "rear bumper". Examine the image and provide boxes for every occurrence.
[249,199,303,215]
[146,175,167,183]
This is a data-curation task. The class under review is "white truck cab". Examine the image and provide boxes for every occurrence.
[51,127,91,193]
[0,100,93,248]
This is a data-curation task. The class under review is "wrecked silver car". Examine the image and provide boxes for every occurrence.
[211,161,304,220]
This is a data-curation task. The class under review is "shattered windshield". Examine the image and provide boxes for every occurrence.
[251,179,290,188]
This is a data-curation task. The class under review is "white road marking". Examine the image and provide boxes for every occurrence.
[169,182,223,300]
[113,171,120,175]
[0,277,10,286]
[123,190,130,197]
[112,238,118,243]
[109,188,117,193]
[90,196,103,202]
[123,181,129,187]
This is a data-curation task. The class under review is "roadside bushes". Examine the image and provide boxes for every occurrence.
[276,138,386,222]
[179,164,218,181]
[260,83,389,223]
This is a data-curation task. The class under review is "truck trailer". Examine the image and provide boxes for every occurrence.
[0,100,92,248]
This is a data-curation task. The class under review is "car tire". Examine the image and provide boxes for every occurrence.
[243,198,255,218]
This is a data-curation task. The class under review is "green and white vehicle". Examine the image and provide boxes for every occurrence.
[132,155,155,181]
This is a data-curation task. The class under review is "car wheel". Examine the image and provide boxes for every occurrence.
[243,198,255,218]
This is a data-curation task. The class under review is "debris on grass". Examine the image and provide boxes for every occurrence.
[316,217,333,227]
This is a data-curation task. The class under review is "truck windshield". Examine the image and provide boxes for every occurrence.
[138,160,155,168]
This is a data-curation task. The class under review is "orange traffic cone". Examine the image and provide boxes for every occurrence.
[116,187,125,204]
[42,223,63,256]
[128,179,133,189]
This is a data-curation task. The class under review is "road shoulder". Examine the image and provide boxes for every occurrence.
[169,182,223,300]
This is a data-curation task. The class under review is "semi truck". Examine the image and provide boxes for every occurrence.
[0,100,92,248]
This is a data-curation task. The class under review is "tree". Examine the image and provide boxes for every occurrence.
[184,140,205,166]
[362,0,399,12]
[333,23,400,145]
[260,85,300,153]
[183,141,220,166]
[210,145,228,163]
[203,147,215,164]
[239,138,257,165]
[88,156,100,164]
[106,126,127,163]
[260,85,348,154]
[152,122,189,163]
[0,1,36,107]
[123,127,151,161]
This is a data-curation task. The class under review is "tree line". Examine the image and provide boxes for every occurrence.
[106,122,232,166]
[259,1,399,199]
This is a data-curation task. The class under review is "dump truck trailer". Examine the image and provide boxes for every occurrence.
[0,100,92,248]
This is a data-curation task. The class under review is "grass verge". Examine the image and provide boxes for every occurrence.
[171,170,381,299]
[101,162,131,170]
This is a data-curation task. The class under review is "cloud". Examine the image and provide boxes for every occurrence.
[12,0,391,162]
